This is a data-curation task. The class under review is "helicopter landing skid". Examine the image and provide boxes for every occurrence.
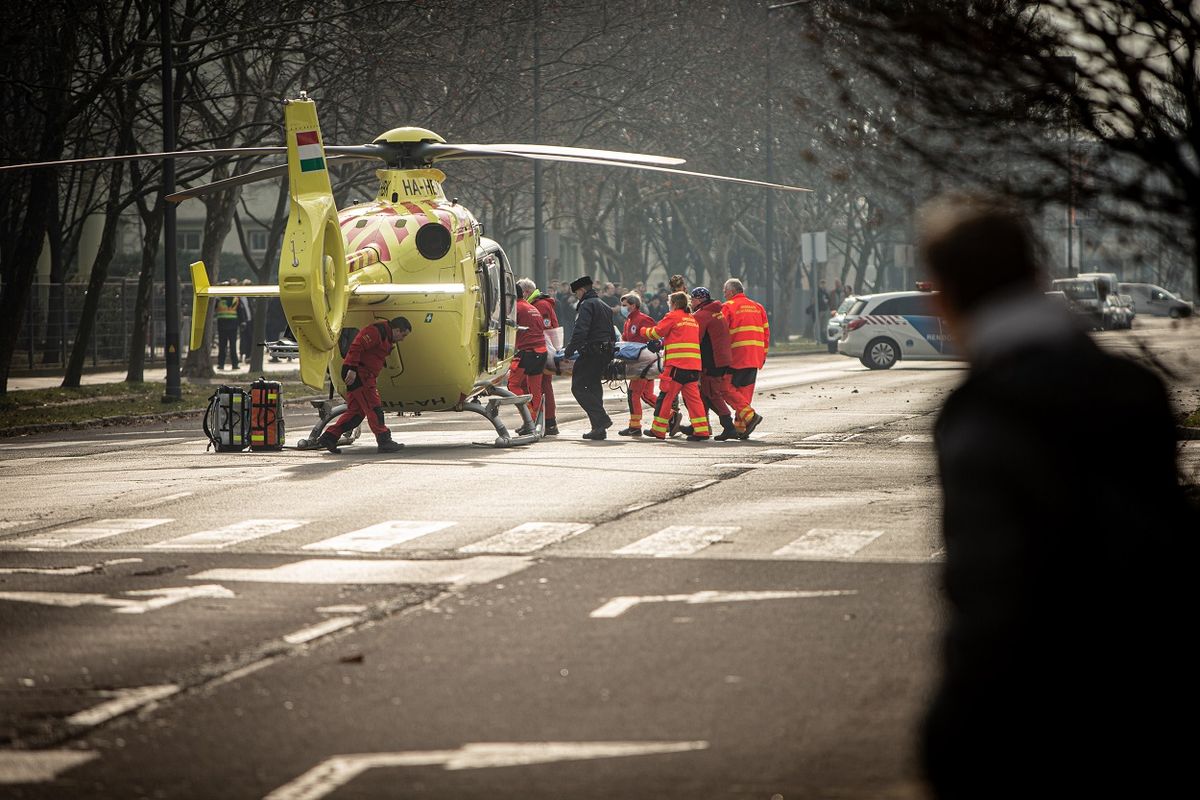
[463,386,542,447]
[294,399,360,449]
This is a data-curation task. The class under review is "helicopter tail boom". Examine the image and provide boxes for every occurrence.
[188,261,280,353]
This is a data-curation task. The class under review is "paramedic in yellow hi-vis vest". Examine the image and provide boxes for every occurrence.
[215,284,242,370]
[644,292,710,441]
[721,277,768,438]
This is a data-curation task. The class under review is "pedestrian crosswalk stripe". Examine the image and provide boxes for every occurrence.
[188,557,530,586]
[459,522,593,554]
[149,519,307,550]
[303,520,456,553]
[6,518,172,549]
[773,528,885,559]
[613,526,739,558]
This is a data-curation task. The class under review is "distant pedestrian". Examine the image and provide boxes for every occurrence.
[214,283,241,370]
[917,192,1196,799]
[563,275,616,440]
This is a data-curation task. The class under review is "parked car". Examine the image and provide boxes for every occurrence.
[837,289,959,369]
[1112,293,1136,329]
[826,295,858,353]
[1051,277,1105,330]
[1118,282,1194,318]
[1101,293,1127,330]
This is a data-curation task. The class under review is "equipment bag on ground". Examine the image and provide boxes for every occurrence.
[249,378,285,451]
[204,386,250,452]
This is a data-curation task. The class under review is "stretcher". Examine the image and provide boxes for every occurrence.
[537,341,663,380]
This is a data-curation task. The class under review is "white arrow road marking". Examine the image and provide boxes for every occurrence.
[189,557,530,586]
[0,750,98,784]
[590,589,858,619]
[613,526,738,558]
[459,522,592,554]
[150,519,308,549]
[266,741,709,800]
[6,518,172,549]
[773,528,885,559]
[303,520,455,553]
[66,684,181,727]
[0,584,234,614]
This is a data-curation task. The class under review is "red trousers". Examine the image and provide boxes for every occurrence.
[326,376,389,438]
[650,367,710,438]
[626,378,657,427]
[508,362,545,417]
[729,367,759,430]
[700,372,741,418]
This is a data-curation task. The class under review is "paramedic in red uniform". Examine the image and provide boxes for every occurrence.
[721,278,768,438]
[316,316,412,454]
[524,279,560,436]
[687,286,741,440]
[508,280,549,435]
[617,291,658,437]
[645,292,710,441]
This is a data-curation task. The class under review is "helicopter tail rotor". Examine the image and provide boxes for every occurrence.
[276,97,349,390]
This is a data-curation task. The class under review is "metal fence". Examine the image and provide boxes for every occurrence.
[8,280,194,373]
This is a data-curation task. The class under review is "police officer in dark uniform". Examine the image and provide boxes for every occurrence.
[564,275,616,440]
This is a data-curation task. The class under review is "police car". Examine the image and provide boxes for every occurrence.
[837,288,960,369]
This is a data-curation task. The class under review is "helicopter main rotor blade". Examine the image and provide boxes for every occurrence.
[427,147,812,193]
[166,154,367,202]
[0,146,288,173]
[417,142,685,166]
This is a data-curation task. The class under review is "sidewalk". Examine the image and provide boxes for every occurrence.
[7,359,300,391]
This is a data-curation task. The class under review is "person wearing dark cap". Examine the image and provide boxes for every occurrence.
[917,192,1196,799]
[563,275,616,439]
[316,316,412,454]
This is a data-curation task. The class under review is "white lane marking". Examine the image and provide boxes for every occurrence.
[893,434,933,443]
[150,519,307,549]
[622,501,655,513]
[135,491,193,508]
[205,657,279,690]
[689,479,718,489]
[0,437,188,451]
[0,750,98,784]
[266,741,709,800]
[0,558,144,576]
[0,520,33,531]
[711,462,815,469]
[773,528,886,559]
[189,557,530,586]
[801,433,861,442]
[590,589,858,619]
[0,584,234,615]
[303,520,455,553]
[458,522,592,554]
[759,449,830,456]
[613,526,738,558]
[283,617,358,645]
[66,684,180,727]
[316,605,367,615]
[5,518,173,549]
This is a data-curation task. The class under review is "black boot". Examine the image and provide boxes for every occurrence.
[713,416,738,441]
[316,432,342,454]
[376,434,405,453]
[618,426,642,437]
[582,429,607,440]
[544,419,559,436]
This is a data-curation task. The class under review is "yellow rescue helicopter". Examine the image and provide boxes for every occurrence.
[9,92,810,446]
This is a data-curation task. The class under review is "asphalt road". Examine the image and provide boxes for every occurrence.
[1,317,1197,799]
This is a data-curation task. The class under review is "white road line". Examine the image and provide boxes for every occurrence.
[458,522,592,554]
[0,585,235,615]
[0,751,98,784]
[711,462,814,469]
[5,518,172,549]
[893,434,933,443]
[0,520,33,531]
[622,501,655,513]
[150,519,307,549]
[66,684,180,727]
[773,528,886,559]
[189,556,531,586]
[283,617,359,645]
[0,558,143,577]
[266,741,709,800]
[303,520,455,553]
[316,605,368,615]
[801,433,861,442]
[613,526,738,558]
[689,479,718,489]
[759,449,830,456]
[135,491,193,508]
[590,589,858,618]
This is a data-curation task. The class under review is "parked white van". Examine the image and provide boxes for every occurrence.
[1117,283,1194,318]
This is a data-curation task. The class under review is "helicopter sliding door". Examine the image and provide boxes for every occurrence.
[498,250,516,363]
[478,252,502,371]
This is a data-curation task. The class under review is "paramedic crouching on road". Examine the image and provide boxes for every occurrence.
[316,316,412,454]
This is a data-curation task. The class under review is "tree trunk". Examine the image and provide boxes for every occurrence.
[63,163,125,388]
[125,197,164,383]
[41,191,66,365]
[181,189,240,378]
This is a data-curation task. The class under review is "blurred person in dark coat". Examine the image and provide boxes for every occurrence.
[917,192,1196,799]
